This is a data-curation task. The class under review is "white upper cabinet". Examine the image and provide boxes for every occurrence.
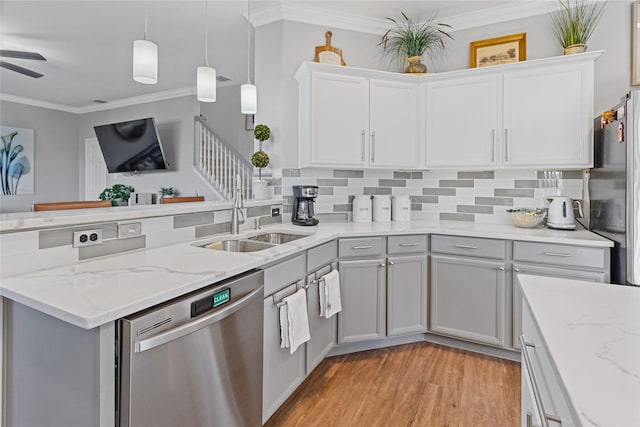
[310,72,369,166]
[503,63,592,168]
[295,52,600,170]
[369,80,421,168]
[425,75,500,169]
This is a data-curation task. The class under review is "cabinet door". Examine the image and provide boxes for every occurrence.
[370,79,420,168]
[337,259,386,344]
[387,255,428,336]
[503,64,591,168]
[262,295,306,423]
[425,75,499,168]
[306,276,336,374]
[512,264,606,350]
[430,255,507,347]
[311,72,369,166]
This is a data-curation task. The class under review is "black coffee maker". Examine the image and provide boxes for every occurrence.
[292,185,319,226]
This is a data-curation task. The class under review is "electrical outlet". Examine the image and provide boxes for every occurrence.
[73,229,103,247]
[271,207,280,217]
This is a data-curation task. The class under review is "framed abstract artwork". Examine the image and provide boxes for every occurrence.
[0,126,34,195]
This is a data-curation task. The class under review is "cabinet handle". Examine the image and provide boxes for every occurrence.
[379,263,386,267]
[514,268,521,272]
[526,413,539,427]
[388,260,395,265]
[520,336,562,427]
[543,252,572,258]
[352,245,373,250]
[504,128,509,162]
[399,243,419,247]
[371,131,376,162]
[454,244,478,249]
[491,129,496,163]
[361,130,365,161]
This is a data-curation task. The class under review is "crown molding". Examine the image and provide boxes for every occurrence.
[0,93,79,113]
[75,86,196,114]
[1,86,197,114]
[250,1,561,34]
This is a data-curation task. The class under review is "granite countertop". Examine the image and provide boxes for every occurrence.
[519,275,640,427]
[0,220,612,329]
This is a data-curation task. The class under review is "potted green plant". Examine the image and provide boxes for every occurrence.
[251,124,271,200]
[99,184,135,206]
[379,12,453,74]
[550,0,606,55]
[159,186,177,197]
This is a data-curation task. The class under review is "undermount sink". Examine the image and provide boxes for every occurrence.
[247,232,308,244]
[204,240,275,252]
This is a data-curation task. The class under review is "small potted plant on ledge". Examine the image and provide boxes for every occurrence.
[379,12,453,74]
[550,0,606,55]
[252,124,271,200]
[159,186,177,198]
[99,184,135,206]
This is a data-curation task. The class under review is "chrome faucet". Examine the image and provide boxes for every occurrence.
[231,176,245,234]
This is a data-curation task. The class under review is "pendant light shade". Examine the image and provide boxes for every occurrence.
[241,83,257,114]
[197,66,216,102]
[133,39,158,84]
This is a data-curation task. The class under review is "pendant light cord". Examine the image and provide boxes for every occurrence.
[204,0,209,67]
[246,0,251,84]
[144,2,148,40]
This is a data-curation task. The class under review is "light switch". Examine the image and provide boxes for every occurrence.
[118,222,142,239]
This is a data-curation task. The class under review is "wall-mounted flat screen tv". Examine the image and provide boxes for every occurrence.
[94,117,169,173]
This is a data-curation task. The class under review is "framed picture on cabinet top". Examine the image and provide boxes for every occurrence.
[633,1,640,85]
[470,33,527,68]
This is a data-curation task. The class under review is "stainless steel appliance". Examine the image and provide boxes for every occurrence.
[292,185,319,226]
[118,270,264,426]
[585,91,640,286]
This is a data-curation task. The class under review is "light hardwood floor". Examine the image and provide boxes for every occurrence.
[265,342,521,427]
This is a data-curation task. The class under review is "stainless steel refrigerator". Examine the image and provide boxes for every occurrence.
[585,90,640,286]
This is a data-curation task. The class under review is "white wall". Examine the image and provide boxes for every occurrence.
[256,1,634,169]
[0,101,80,213]
[77,95,217,200]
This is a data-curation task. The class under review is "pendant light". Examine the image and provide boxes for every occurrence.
[197,0,216,102]
[133,4,158,84]
[241,0,257,114]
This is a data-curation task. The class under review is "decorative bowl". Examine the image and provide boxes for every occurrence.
[507,208,546,228]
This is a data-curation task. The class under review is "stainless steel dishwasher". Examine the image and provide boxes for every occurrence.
[118,270,264,427]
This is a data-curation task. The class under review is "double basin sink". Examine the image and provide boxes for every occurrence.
[200,231,310,253]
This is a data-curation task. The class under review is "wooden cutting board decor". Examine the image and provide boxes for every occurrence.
[314,31,346,66]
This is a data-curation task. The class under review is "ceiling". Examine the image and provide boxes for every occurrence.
[0,1,531,112]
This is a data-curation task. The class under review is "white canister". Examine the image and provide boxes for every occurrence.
[372,195,391,222]
[391,195,411,222]
[352,195,372,222]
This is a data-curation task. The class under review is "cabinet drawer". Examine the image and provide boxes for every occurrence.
[339,237,384,258]
[307,240,338,272]
[431,235,506,259]
[263,254,306,296]
[388,235,427,255]
[513,241,607,270]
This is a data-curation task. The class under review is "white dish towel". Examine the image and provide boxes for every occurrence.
[319,270,342,319]
[279,288,310,354]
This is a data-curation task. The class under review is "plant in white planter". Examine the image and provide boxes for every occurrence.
[252,124,271,199]
[99,184,135,206]
[159,186,177,197]
[550,0,606,55]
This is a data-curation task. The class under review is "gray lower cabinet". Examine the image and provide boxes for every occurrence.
[430,254,507,347]
[337,258,387,343]
[511,263,606,350]
[262,256,307,424]
[387,254,428,336]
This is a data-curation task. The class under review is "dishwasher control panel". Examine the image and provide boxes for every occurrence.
[190,288,231,317]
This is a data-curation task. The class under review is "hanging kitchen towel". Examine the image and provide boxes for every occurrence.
[283,288,310,354]
[321,270,342,319]
[279,303,290,349]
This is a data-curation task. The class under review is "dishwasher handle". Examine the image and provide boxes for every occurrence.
[135,286,263,353]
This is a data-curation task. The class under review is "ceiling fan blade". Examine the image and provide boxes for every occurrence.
[0,61,44,78]
[0,50,46,61]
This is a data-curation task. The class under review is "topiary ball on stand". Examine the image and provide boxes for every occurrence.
[251,150,270,180]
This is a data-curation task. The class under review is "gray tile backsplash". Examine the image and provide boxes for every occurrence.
[173,212,216,229]
[279,168,583,224]
[79,236,146,260]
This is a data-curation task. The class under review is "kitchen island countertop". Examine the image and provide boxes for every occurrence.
[519,275,640,427]
[0,220,612,329]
